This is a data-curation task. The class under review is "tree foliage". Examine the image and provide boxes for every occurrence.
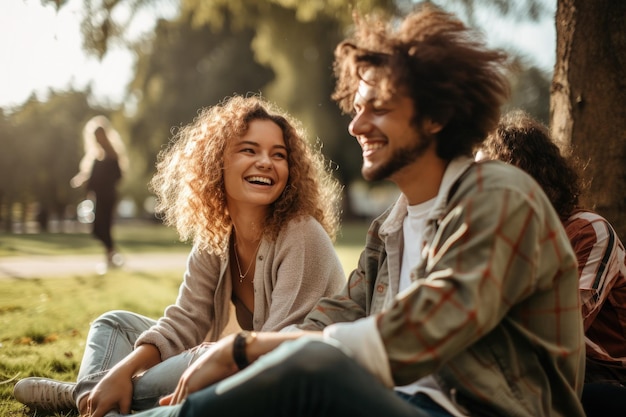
[18,0,588,227]
[121,9,275,207]
[0,91,104,231]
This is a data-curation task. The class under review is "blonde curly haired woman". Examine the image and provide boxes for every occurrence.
[14,95,346,417]
[71,115,129,272]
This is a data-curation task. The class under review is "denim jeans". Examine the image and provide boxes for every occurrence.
[74,310,210,416]
[131,337,454,417]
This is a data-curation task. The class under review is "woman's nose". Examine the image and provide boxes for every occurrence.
[256,152,271,169]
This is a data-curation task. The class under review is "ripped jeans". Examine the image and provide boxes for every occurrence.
[74,310,211,416]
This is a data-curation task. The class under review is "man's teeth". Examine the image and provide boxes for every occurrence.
[363,143,385,151]
[247,176,273,185]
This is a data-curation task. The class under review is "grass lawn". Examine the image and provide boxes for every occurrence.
[0,220,368,416]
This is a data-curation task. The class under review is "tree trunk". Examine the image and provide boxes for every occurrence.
[551,0,626,236]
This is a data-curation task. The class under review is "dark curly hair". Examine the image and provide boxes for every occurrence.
[480,110,583,220]
[332,3,510,160]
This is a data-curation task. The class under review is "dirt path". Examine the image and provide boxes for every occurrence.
[0,252,189,279]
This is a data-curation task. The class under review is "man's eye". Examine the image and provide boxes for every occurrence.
[372,106,389,114]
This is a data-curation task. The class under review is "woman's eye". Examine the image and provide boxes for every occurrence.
[274,152,287,159]
[240,148,255,154]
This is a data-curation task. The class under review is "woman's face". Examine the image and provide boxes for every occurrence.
[223,119,289,209]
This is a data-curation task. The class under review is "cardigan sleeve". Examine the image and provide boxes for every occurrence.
[298,213,389,331]
[135,246,225,360]
[256,216,346,332]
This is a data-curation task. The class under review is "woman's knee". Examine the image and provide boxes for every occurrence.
[91,310,153,333]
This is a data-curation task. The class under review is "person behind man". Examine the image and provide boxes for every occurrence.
[479,109,626,416]
[128,4,586,417]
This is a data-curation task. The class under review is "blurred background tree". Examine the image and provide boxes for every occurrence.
[0,90,106,232]
[123,9,275,210]
[4,0,620,236]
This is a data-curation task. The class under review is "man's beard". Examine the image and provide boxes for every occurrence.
[362,134,434,182]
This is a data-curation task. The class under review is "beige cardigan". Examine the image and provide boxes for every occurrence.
[135,216,345,360]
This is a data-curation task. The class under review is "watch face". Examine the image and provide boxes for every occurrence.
[246,331,257,344]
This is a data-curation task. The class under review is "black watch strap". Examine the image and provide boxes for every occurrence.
[233,331,256,370]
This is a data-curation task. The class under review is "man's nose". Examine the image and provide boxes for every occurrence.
[348,112,371,137]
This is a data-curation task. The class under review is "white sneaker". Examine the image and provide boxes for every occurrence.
[96,261,108,275]
[13,377,76,412]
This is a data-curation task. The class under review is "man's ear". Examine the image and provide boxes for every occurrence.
[424,118,443,134]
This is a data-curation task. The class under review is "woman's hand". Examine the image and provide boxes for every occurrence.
[159,335,239,406]
[70,172,88,188]
[79,344,161,417]
[81,369,134,417]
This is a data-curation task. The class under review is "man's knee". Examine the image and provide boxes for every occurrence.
[275,339,354,381]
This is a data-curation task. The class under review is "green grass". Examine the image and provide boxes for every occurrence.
[0,220,368,416]
[0,269,183,416]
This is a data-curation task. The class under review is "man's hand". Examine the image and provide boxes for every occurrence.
[160,334,239,406]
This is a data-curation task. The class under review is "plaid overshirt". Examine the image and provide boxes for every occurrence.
[302,159,586,417]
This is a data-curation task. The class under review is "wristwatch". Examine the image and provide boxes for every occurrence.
[233,331,257,370]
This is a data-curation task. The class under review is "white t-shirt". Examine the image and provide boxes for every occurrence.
[323,157,477,416]
[399,200,435,291]
[396,199,467,417]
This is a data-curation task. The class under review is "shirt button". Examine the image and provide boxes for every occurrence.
[258,255,264,260]
[377,284,384,293]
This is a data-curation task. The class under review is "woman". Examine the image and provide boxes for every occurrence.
[71,115,128,272]
[14,95,346,417]
[478,110,626,417]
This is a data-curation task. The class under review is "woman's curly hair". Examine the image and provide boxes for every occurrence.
[332,3,510,160]
[480,110,583,220]
[150,95,342,255]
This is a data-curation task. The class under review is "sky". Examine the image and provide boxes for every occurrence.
[0,0,556,110]
[0,0,176,109]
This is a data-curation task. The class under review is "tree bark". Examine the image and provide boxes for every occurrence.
[551,0,626,236]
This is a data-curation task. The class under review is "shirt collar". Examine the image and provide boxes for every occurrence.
[379,156,475,236]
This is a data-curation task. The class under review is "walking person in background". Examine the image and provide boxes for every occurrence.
[478,109,626,417]
[118,4,584,417]
[13,95,346,417]
[70,115,128,273]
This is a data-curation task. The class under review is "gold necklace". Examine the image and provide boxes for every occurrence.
[233,238,262,283]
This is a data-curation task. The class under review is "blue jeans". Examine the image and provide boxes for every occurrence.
[132,338,454,417]
[74,310,210,416]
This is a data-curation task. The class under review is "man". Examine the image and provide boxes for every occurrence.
[131,4,586,417]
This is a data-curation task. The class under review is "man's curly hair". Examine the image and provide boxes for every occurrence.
[332,3,510,160]
[150,95,342,255]
[480,110,583,220]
